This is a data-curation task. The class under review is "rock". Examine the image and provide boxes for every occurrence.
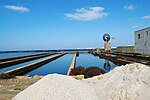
[33,75,43,79]
[97,75,104,80]
[70,66,105,78]
[72,75,84,80]
[26,75,30,77]
[15,76,30,79]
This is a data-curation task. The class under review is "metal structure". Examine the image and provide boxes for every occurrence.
[103,33,111,52]
[103,33,110,42]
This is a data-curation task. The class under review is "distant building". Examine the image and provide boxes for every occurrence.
[135,27,150,54]
[117,46,134,53]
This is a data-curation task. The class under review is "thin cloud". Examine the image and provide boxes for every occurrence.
[131,25,141,28]
[65,6,108,21]
[124,5,137,11]
[3,5,29,12]
[127,17,138,21]
[142,15,150,19]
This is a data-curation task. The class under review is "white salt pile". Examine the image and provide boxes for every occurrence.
[84,63,150,100]
[13,63,150,100]
[13,74,99,100]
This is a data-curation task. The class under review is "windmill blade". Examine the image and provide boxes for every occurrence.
[103,33,110,42]
[111,37,116,40]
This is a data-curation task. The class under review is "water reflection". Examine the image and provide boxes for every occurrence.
[103,60,111,72]
[0,52,45,59]
[76,54,117,73]
[26,54,74,76]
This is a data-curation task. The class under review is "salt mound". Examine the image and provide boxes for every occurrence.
[13,74,99,100]
[84,63,150,100]
[13,63,150,100]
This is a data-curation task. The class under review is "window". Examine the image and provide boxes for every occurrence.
[146,31,148,36]
[138,34,140,39]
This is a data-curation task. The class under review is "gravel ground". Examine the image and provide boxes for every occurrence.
[0,76,42,100]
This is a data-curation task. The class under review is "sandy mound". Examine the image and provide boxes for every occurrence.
[13,74,99,100]
[13,63,150,100]
[84,63,150,100]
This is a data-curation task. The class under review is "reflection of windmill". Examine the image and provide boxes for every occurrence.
[103,60,111,71]
[103,33,111,52]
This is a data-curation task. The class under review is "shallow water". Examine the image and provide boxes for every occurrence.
[0,55,56,73]
[0,53,117,75]
[0,52,45,59]
[26,54,74,76]
[76,54,117,73]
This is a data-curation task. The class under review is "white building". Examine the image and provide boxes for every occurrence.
[135,27,150,54]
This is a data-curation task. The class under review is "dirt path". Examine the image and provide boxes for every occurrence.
[0,76,42,100]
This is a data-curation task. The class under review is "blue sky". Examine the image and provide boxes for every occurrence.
[0,0,150,50]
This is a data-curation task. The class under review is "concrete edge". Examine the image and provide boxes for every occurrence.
[5,53,66,76]
[67,53,77,76]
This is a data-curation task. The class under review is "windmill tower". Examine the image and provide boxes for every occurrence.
[103,33,111,52]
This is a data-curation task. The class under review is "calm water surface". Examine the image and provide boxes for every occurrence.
[26,54,73,76]
[0,55,56,73]
[0,53,117,75]
[0,52,46,59]
[76,54,117,73]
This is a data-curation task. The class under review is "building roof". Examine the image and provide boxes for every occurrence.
[135,27,150,33]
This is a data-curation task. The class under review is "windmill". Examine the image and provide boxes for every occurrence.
[103,33,111,52]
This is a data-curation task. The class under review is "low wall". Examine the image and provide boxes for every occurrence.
[67,54,77,76]
[5,53,66,76]
[0,53,49,62]
[0,53,55,69]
